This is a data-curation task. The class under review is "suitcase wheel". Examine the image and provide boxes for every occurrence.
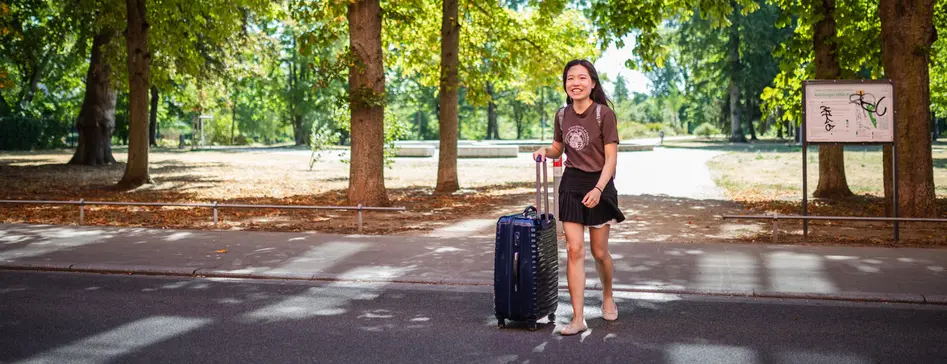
[527,320,539,331]
[497,317,506,328]
[547,313,556,322]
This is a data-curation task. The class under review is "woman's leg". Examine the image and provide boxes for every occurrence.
[589,224,617,320]
[562,221,587,333]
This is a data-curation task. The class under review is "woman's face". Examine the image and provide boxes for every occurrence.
[565,65,595,102]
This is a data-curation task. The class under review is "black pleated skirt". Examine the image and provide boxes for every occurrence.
[558,167,626,226]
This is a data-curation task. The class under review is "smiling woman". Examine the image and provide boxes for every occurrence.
[532,59,625,336]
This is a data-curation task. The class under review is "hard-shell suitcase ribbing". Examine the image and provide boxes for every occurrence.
[494,158,559,330]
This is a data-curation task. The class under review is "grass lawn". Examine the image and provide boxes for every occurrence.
[666,138,947,201]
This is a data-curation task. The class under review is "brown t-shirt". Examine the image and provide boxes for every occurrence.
[554,102,620,173]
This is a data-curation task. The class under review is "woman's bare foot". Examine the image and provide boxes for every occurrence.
[559,320,588,336]
[602,298,618,321]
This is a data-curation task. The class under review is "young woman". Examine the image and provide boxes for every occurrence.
[533,59,625,336]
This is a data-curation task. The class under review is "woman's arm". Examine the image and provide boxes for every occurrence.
[595,143,618,189]
[545,141,565,159]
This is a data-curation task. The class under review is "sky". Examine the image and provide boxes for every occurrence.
[593,40,652,97]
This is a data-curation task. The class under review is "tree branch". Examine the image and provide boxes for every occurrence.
[512,37,566,66]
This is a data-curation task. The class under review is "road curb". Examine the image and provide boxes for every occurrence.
[2,263,944,306]
[69,264,199,277]
[923,294,947,304]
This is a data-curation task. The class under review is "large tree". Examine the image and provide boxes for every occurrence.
[880,0,938,217]
[69,30,118,165]
[812,0,854,198]
[436,0,460,193]
[346,0,389,205]
[726,1,747,143]
[117,0,151,188]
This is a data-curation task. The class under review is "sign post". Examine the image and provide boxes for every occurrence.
[553,157,563,234]
[802,80,898,241]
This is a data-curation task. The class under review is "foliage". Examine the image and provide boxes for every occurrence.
[693,122,722,138]
[760,0,882,127]
[0,115,42,149]
[585,0,760,72]
[613,74,630,103]
[308,121,341,170]
[931,0,947,117]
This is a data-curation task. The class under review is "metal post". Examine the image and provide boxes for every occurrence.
[802,131,808,242]
[892,79,899,243]
[801,81,808,242]
[772,212,778,244]
[213,201,219,229]
[893,126,899,242]
[79,199,85,225]
[357,204,363,233]
[553,157,563,234]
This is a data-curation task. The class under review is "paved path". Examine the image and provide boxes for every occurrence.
[613,147,726,199]
[2,224,945,304]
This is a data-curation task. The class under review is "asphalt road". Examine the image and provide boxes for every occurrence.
[1,271,945,364]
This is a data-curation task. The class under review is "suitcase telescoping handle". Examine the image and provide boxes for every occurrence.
[534,156,549,221]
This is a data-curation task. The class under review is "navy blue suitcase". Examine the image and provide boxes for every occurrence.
[494,158,559,330]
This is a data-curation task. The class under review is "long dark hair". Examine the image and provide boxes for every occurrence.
[562,59,612,108]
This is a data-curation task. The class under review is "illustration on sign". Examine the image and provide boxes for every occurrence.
[804,81,894,143]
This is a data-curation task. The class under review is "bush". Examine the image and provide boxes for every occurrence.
[618,121,649,139]
[309,122,341,170]
[0,115,55,150]
[693,123,722,138]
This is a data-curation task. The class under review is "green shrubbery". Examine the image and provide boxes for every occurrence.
[693,122,722,138]
[0,115,70,150]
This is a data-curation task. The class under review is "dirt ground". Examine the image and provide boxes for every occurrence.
[1,146,944,247]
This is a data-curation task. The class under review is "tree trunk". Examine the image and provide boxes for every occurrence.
[515,105,524,140]
[539,88,546,141]
[291,35,305,146]
[777,116,784,139]
[727,4,746,143]
[486,81,498,140]
[0,93,11,115]
[776,107,785,139]
[436,0,460,193]
[19,58,46,107]
[149,86,158,147]
[812,0,854,198]
[747,99,757,141]
[69,30,118,166]
[117,0,152,188]
[294,113,304,145]
[231,84,237,145]
[347,0,389,205]
[880,0,938,217]
[416,110,422,140]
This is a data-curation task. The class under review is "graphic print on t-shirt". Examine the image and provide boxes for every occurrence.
[565,125,590,151]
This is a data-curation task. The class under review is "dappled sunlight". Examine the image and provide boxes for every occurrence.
[224,241,371,275]
[335,265,416,281]
[665,343,760,363]
[240,286,354,322]
[695,251,761,292]
[777,351,871,364]
[12,316,212,364]
[765,251,839,293]
[0,226,111,261]
[601,243,947,298]
[163,232,193,241]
